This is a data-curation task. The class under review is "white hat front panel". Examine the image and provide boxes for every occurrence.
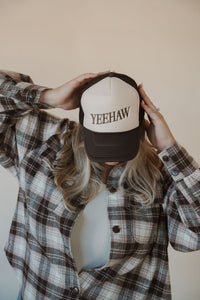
[81,77,140,133]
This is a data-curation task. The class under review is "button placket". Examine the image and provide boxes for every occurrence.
[107,186,122,240]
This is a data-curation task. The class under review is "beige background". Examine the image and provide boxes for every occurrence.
[0,0,200,299]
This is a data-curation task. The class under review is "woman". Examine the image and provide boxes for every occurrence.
[0,69,199,300]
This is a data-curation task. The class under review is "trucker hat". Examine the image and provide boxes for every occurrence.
[79,72,144,162]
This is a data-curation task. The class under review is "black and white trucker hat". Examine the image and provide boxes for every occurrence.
[79,72,144,162]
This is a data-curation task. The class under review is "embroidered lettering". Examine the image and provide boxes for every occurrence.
[90,106,130,125]
[109,111,116,123]
[91,114,96,124]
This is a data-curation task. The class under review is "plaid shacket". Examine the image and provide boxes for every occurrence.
[0,70,200,300]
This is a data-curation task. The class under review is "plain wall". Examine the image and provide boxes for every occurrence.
[0,0,200,299]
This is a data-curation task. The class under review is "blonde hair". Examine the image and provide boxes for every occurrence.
[51,120,163,213]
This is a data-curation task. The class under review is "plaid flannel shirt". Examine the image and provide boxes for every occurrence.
[0,70,200,300]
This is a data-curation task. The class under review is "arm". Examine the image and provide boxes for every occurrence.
[138,84,200,251]
[159,142,200,251]
[0,70,53,177]
[0,69,110,178]
[0,69,54,118]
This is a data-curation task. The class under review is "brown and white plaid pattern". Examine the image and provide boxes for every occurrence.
[0,70,200,300]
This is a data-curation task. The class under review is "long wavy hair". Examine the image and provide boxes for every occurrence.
[51,119,164,213]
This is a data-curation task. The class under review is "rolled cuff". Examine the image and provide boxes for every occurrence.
[15,81,54,109]
[158,142,200,182]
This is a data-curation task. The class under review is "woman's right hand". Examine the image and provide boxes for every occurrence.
[40,70,111,110]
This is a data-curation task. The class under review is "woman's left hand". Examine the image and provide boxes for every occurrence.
[138,84,176,152]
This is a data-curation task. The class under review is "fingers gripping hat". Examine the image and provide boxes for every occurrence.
[79,72,144,162]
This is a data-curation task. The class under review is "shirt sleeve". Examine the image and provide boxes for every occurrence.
[158,141,200,252]
[0,70,62,178]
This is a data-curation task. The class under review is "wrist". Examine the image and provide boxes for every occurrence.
[40,88,55,107]
[159,138,176,152]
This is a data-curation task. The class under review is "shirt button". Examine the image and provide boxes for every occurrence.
[109,186,117,193]
[171,169,179,176]
[70,287,79,295]
[162,155,169,162]
[112,225,120,233]
[29,90,36,99]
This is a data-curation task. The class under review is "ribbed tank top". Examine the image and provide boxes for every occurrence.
[70,184,111,273]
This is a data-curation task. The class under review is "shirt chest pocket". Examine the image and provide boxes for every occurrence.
[130,204,162,244]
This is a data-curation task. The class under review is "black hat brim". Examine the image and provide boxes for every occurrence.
[83,126,140,162]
